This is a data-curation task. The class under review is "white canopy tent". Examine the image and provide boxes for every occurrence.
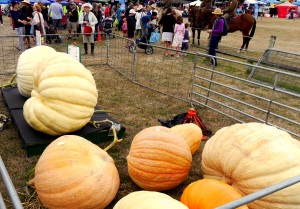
[189,0,202,6]
[244,0,258,4]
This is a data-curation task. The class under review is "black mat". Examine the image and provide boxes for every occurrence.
[1,86,126,157]
[1,86,27,110]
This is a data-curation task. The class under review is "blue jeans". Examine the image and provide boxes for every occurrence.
[209,35,221,66]
[15,27,25,51]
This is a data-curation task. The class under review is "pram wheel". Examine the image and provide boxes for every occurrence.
[145,46,153,55]
[128,41,135,52]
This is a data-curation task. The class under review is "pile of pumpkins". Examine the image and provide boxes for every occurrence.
[17,47,300,209]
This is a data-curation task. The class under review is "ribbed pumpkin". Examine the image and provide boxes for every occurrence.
[33,135,120,209]
[171,123,203,154]
[181,179,248,209]
[23,52,98,135]
[127,126,192,191]
[202,122,300,209]
[114,191,189,209]
[16,46,56,98]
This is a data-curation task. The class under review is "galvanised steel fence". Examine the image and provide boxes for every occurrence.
[0,33,299,208]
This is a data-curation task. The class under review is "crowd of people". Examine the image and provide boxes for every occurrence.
[5,0,240,60]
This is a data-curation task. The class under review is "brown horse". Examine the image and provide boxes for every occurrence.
[188,7,257,52]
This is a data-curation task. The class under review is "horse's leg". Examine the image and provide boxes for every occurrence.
[192,28,195,45]
[197,29,201,45]
[239,32,248,53]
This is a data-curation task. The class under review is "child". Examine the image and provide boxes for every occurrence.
[172,16,185,57]
[122,17,127,38]
[181,23,191,55]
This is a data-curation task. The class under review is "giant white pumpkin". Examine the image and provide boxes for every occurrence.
[202,122,300,209]
[23,52,98,135]
[113,191,189,209]
[16,46,56,97]
[34,135,120,209]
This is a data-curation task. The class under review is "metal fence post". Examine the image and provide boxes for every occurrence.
[269,36,276,49]
[131,43,137,82]
[265,72,278,124]
[106,35,109,65]
[0,156,23,209]
[266,36,276,62]
[190,52,198,106]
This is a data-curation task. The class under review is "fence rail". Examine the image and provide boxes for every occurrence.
[0,34,299,208]
[0,156,23,209]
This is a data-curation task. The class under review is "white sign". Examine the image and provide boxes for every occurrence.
[67,44,81,63]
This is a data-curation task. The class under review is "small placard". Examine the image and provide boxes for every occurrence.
[67,44,81,63]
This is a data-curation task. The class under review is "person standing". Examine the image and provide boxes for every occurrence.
[28,4,46,44]
[181,23,191,55]
[21,0,33,48]
[79,3,98,56]
[104,4,111,17]
[116,3,122,25]
[0,5,3,25]
[67,3,78,40]
[222,0,238,20]
[135,5,144,38]
[10,1,27,51]
[158,7,176,57]
[48,0,65,33]
[207,8,224,66]
[126,9,136,47]
[172,16,185,57]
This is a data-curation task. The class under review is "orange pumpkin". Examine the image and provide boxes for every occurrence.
[171,123,203,154]
[127,126,192,191]
[181,179,248,209]
[33,135,120,209]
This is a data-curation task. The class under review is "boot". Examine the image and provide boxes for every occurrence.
[91,43,94,56]
[83,43,88,55]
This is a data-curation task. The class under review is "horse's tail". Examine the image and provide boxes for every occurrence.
[249,18,256,39]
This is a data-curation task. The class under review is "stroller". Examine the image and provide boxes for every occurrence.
[103,17,114,38]
[128,27,154,55]
[46,24,62,44]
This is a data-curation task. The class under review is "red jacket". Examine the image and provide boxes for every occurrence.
[104,7,110,17]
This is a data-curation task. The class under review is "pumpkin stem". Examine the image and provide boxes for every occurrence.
[89,119,123,151]
[0,74,17,89]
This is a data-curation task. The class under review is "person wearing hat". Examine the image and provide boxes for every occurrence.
[10,1,27,51]
[67,3,78,40]
[78,3,98,56]
[125,3,134,18]
[207,8,224,66]
[48,0,65,33]
[134,5,144,38]
[126,9,136,47]
[21,0,34,48]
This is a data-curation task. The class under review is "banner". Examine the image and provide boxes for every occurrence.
[254,4,258,19]
[119,0,125,11]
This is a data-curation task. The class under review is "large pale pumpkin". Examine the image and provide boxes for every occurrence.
[171,123,203,154]
[34,135,120,209]
[114,191,189,209]
[127,126,192,191]
[181,179,248,209]
[16,46,56,97]
[202,122,300,209]
[23,52,98,135]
